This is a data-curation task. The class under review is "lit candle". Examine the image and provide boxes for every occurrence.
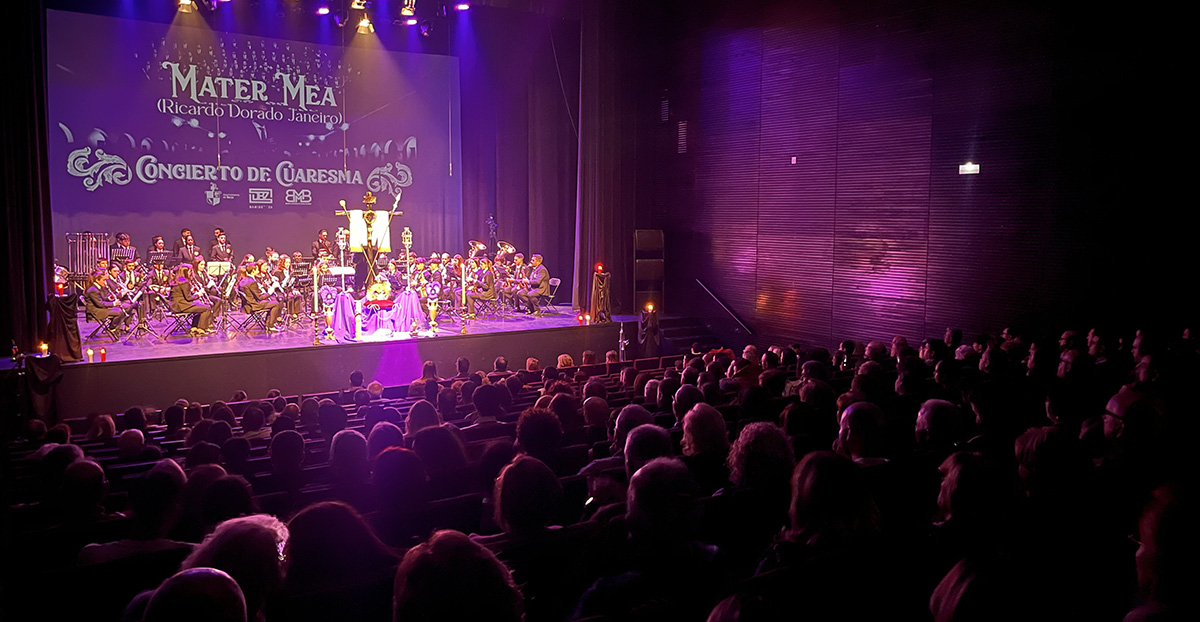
[56,283,65,296]
[39,343,48,356]
[86,348,94,363]
[99,348,107,362]
[577,314,584,326]
[585,314,592,326]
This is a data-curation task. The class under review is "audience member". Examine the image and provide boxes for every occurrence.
[367,421,404,461]
[140,568,247,622]
[86,414,117,441]
[516,407,564,468]
[179,514,288,620]
[682,404,732,493]
[409,425,468,475]
[394,530,523,622]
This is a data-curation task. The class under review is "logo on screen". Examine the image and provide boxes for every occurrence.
[249,188,273,203]
[205,183,223,206]
[285,189,313,205]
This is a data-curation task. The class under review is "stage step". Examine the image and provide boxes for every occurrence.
[658,316,723,355]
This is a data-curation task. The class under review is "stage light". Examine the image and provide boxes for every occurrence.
[316,6,330,15]
[178,0,196,13]
[404,18,418,25]
[455,3,470,9]
[400,0,417,16]
[350,0,368,9]
[419,20,433,36]
[357,16,374,34]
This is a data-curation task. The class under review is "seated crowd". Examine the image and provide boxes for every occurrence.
[3,331,1196,622]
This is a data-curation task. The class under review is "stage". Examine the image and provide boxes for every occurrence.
[47,306,637,419]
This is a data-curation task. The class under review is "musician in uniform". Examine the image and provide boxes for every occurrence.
[274,255,303,318]
[84,269,131,332]
[171,228,192,255]
[384,259,406,295]
[501,253,529,309]
[210,232,234,262]
[239,263,283,331]
[109,232,138,264]
[209,227,229,250]
[445,255,465,309]
[466,257,498,317]
[123,259,151,329]
[149,237,167,266]
[312,229,334,260]
[193,258,226,316]
[105,263,146,327]
[169,264,214,335]
[179,234,203,263]
[517,254,551,314]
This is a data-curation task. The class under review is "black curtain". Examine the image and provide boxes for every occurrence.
[458,8,579,304]
[1,0,54,354]
[573,0,637,313]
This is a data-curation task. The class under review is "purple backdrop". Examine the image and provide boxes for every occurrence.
[46,9,461,268]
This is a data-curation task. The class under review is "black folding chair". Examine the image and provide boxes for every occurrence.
[162,311,199,336]
[236,292,273,334]
[84,311,122,342]
[534,278,561,315]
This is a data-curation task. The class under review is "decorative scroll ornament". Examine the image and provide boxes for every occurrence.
[66,146,132,192]
[366,162,414,202]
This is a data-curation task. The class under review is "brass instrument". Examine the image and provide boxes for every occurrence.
[496,240,516,262]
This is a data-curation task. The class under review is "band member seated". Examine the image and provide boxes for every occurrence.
[312,229,334,260]
[238,263,283,331]
[171,228,191,255]
[169,264,214,335]
[179,234,203,263]
[150,236,167,255]
[110,232,138,264]
[274,255,303,317]
[105,263,146,327]
[210,232,234,262]
[500,253,529,308]
[193,258,226,316]
[147,259,173,313]
[384,259,406,294]
[466,257,498,317]
[517,254,551,313]
[84,269,131,331]
[122,259,151,329]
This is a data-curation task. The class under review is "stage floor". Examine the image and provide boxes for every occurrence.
[70,303,614,364]
[46,310,634,418]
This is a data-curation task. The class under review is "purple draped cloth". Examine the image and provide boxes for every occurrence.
[330,292,357,341]
[362,304,397,334]
[393,290,425,332]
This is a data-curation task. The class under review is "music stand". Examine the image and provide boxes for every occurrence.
[111,247,136,264]
[148,251,174,267]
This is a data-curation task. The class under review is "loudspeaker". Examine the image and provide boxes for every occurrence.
[633,229,664,312]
